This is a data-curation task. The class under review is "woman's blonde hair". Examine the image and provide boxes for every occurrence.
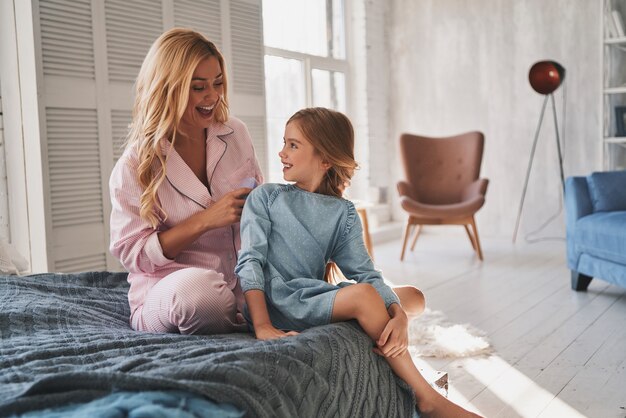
[286,107,358,198]
[126,28,229,228]
[287,108,359,283]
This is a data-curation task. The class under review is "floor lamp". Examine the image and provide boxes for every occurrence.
[513,61,566,243]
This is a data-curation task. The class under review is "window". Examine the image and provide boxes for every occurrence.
[262,0,348,182]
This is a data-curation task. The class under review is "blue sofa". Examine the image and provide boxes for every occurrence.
[565,170,626,291]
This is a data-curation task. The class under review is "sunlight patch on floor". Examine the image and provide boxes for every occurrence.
[463,356,587,418]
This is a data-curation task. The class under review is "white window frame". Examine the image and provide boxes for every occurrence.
[264,46,350,111]
[262,0,354,187]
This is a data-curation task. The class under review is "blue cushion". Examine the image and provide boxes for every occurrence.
[587,170,626,212]
[575,212,626,266]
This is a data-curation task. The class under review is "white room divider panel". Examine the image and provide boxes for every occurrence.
[104,0,163,84]
[174,0,223,46]
[5,0,266,273]
[228,0,267,174]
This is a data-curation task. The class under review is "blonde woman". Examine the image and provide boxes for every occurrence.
[109,28,263,335]
[235,108,481,417]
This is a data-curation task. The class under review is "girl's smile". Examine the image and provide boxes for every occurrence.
[279,122,329,192]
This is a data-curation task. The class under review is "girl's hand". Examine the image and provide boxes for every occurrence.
[374,305,409,358]
[254,323,299,340]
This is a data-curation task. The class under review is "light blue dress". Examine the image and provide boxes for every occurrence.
[235,183,400,332]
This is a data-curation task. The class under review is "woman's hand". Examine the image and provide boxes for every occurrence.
[203,187,252,229]
[157,187,252,259]
[374,304,409,358]
[254,323,299,340]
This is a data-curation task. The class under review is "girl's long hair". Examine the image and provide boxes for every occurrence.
[126,28,229,228]
[287,108,359,283]
[286,107,357,198]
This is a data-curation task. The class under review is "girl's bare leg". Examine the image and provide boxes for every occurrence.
[332,284,481,418]
[392,285,426,317]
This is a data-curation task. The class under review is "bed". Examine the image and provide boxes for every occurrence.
[0,271,417,417]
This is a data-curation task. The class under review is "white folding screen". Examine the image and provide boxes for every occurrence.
[228,0,267,175]
[22,0,266,272]
[174,0,223,45]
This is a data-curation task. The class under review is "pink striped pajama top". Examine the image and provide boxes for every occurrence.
[109,117,263,319]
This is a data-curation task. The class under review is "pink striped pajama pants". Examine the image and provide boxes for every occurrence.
[130,267,248,334]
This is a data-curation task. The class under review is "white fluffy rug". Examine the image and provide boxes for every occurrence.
[407,309,493,358]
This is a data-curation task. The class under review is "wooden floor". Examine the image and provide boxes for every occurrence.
[373,226,626,418]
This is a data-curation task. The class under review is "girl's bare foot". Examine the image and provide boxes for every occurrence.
[417,396,483,418]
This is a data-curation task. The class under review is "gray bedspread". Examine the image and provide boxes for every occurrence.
[0,272,415,417]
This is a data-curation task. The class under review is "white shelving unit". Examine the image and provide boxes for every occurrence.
[603,0,626,170]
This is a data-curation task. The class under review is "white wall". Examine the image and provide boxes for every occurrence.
[386,0,602,238]
[348,0,394,227]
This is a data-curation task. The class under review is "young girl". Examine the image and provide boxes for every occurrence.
[235,108,481,417]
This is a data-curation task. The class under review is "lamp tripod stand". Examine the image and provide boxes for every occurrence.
[512,61,566,243]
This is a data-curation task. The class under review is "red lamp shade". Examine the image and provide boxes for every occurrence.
[528,61,566,95]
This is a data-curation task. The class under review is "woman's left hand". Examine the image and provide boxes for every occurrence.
[374,304,409,358]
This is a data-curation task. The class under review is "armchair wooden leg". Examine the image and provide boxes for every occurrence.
[469,217,484,261]
[464,224,476,250]
[400,220,413,261]
[410,225,422,251]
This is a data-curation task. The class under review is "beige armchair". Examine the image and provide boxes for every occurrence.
[397,132,489,261]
